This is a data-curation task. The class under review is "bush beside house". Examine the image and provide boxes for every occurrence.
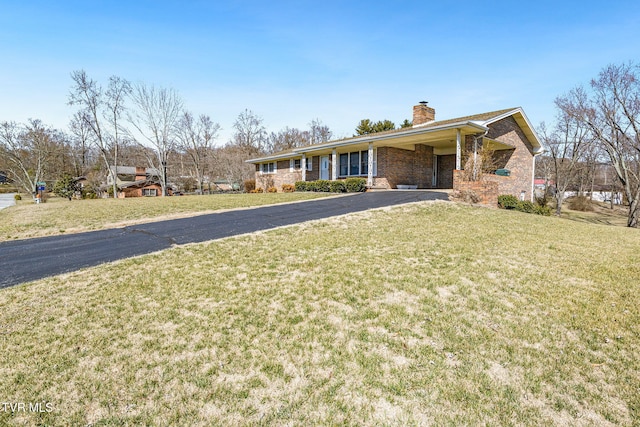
[295,178,366,193]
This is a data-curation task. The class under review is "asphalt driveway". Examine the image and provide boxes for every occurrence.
[0,190,448,288]
[0,193,17,211]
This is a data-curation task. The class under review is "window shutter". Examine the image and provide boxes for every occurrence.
[289,159,294,172]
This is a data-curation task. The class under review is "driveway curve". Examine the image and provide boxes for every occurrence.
[0,191,448,288]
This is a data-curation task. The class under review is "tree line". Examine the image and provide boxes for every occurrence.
[537,61,640,228]
[0,70,333,198]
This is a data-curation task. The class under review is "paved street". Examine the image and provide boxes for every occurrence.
[0,193,17,210]
[0,191,448,288]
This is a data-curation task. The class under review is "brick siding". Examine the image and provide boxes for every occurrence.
[454,116,536,202]
[377,145,434,189]
[486,116,535,199]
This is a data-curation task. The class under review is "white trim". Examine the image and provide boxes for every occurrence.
[301,154,307,181]
[531,154,536,202]
[455,129,462,170]
[245,121,488,163]
[260,162,277,174]
[331,149,337,180]
[367,143,373,187]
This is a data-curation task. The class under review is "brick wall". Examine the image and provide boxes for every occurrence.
[436,154,456,189]
[377,144,434,189]
[486,116,535,199]
[306,156,319,181]
[453,170,500,205]
[256,160,302,191]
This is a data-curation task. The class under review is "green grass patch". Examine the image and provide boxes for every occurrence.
[0,192,332,241]
[0,202,638,425]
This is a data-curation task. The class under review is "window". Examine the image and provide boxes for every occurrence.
[290,158,302,171]
[261,162,276,174]
[142,188,157,197]
[339,153,349,176]
[306,157,313,171]
[338,150,376,177]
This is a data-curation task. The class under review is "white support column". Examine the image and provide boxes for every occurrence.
[367,143,374,187]
[301,154,307,181]
[531,155,536,202]
[456,128,462,170]
[331,149,337,181]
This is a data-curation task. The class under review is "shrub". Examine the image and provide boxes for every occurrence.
[450,190,479,204]
[516,200,536,213]
[329,181,346,193]
[534,204,553,216]
[314,180,331,192]
[267,187,278,193]
[295,181,307,192]
[250,188,264,193]
[567,195,594,212]
[497,194,519,209]
[244,179,256,192]
[498,194,552,216]
[53,175,79,200]
[304,181,317,192]
[345,177,367,192]
[14,194,21,201]
[282,184,295,193]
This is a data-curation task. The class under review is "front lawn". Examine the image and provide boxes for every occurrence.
[0,202,638,425]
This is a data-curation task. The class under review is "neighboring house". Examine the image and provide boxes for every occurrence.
[106,166,170,198]
[246,102,545,202]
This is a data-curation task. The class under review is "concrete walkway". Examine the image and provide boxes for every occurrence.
[0,191,449,288]
[0,193,17,210]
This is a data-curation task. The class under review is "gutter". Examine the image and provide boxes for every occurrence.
[247,120,489,163]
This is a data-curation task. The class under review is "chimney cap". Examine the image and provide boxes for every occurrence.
[419,101,428,105]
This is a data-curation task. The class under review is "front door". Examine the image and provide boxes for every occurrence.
[320,155,330,180]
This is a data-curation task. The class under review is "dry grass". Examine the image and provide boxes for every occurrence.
[0,202,639,425]
[561,201,629,227]
[0,193,332,241]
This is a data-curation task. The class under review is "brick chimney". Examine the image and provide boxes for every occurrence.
[413,101,435,126]
[135,167,147,181]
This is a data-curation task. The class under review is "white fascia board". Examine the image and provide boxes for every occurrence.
[246,121,490,162]
[482,107,544,151]
[299,121,489,154]
[245,152,302,164]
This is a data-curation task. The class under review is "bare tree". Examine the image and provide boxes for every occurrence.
[68,111,94,176]
[176,111,220,194]
[0,120,59,195]
[268,127,308,153]
[104,76,132,196]
[68,70,130,197]
[128,83,183,196]
[231,109,267,154]
[308,118,332,144]
[558,62,640,227]
[213,143,256,189]
[538,102,591,215]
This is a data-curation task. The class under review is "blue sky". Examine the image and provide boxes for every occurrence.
[1,0,639,142]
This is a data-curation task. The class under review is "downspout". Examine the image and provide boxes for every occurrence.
[531,152,540,202]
